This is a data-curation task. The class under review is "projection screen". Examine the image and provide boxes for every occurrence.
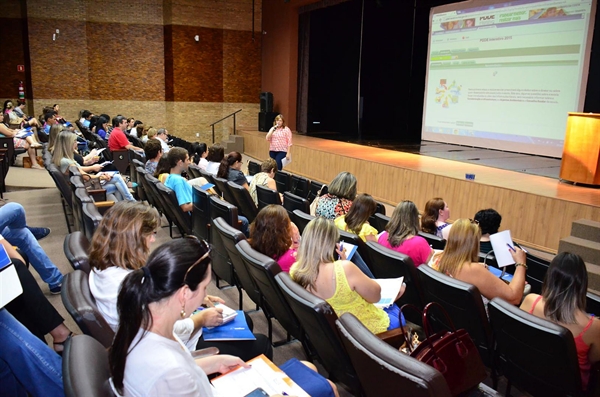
[421,0,597,157]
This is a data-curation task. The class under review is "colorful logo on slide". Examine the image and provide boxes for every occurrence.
[435,79,462,108]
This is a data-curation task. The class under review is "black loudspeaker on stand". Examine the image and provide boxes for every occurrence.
[258,112,278,132]
[260,92,273,113]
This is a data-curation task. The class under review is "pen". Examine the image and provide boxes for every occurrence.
[338,243,344,259]
[507,243,516,252]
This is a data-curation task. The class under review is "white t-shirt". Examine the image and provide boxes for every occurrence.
[89,267,201,350]
[121,330,214,397]
[198,157,208,171]
[206,162,219,175]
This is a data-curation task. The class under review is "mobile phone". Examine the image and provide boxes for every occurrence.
[244,388,269,397]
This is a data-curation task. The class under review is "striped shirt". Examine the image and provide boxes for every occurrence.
[267,126,292,152]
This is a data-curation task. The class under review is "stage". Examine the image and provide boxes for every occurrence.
[239,129,600,254]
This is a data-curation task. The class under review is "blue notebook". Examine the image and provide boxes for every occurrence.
[202,310,256,341]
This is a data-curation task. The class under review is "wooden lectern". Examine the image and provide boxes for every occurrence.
[560,112,600,185]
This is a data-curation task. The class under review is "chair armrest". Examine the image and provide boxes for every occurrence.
[87,189,107,202]
[94,201,115,215]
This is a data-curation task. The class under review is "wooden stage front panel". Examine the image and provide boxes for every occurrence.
[239,129,600,253]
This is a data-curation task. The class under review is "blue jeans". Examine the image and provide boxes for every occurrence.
[239,215,250,238]
[0,203,63,289]
[352,252,374,278]
[269,150,287,171]
[103,173,135,201]
[0,309,64,397]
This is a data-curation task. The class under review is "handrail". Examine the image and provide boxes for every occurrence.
[209,109,242,144]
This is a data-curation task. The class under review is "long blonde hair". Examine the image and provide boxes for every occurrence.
[437,219,480,276]
[51,131,77,168]
[291,217,338,291]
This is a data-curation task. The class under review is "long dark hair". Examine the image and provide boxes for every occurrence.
[541,252,587,324]
[344,193,377,235]
[217,151,242,179]
[386,200,420,247]
[109,237,211,395]
[421,197,445,234]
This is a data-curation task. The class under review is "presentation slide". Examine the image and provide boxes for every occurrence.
[422,0,596,157]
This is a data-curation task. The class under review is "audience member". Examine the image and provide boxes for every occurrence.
[139,125,150,143]
[205,144,224,175]
[47,124,64,152]
[0,121,43,169]
[78,110,93,129]
[378,200,433,267]
[156,128,170,153]
[42,110,58,135]
[520,252,600,390]
[93,115,110,140]
[334,193,378,242]
[146,127,157,141]
[130,120,142,137]
[217,151,249,189]
[3,99,41,129]
[108,115,143,152]
[163,148,194,212]
[291,218,405,334]
[192,142,208,168]
[143,138,163,175]
[433,218,527,305]
[315,171,356,219]
[266,114,292,171]
[249,158,278,206]
[474,208,502,254]
[421,197,452,239]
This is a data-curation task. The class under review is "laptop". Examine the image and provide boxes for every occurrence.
[0,245,23,309]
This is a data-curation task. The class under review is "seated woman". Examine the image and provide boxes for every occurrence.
[249,158,278,206]
[217,151,249,189]
[249,205,299,272]
[110,237,337,397]
[520,252,600,391]
[474,208,503,254]
[421,197,452,239]
[92,115,110,140]
[334,193,378,242]
[52,131,135,201]
[291,217,405,334]
[192,142,208,169]
[89,202,270,360]
[315,171,357,220]
[378,200,433,267]
[205,143,224,175]
[432,219,527,306]
[0,119,43,170]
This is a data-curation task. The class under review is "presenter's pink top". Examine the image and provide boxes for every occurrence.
[377,232,431,267]
[267,127,292,152]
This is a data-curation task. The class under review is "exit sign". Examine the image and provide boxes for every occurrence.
[17,65,24,72]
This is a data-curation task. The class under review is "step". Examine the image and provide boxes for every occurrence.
[571,219,600,243]
[221,135,244,154]
[586,262,600,292]
[558,236,600,266]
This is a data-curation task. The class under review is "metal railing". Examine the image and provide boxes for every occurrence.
[209,109,242,144]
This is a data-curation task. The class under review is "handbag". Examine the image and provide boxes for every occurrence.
[400,302,487,396]
[82,174,103,191]
[309,185,326,216]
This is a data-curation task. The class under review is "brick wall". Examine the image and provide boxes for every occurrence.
[20,0,261,139]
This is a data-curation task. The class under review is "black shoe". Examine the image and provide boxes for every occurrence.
[27,227,51,240]
[49,284,62,295]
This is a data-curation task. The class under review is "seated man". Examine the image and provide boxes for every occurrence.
[156,128,171,153]
[143,138,162,175]
[164,148,250,236]
[108,115,144,153]
[0,202,64,293]
[42,110,57,135]
[0,122,43,170]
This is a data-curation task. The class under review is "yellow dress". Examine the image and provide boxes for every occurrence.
[334,216,378,242]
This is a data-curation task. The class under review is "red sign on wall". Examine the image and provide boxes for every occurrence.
[17,65,24,72]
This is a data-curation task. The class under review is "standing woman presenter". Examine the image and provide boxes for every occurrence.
[266,114,292,171]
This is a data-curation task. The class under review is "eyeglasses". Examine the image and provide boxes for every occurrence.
[182,236,211,286]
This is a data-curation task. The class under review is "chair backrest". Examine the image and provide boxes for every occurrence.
[290,174,310,199]
[130,162,147,202]
[111,149,129,174]
[212,218,260,306]
[137,167,158,208]
[62,335,114,397]
[47,163,73,208]
[275,272,362,395]
[0,137,16,164]
[236,240,306,342]
[148,179,179,236]
[81,202,103,241]
[282,191,310,218]
[156,182,192,236]
[375,201,386,215]
[192,185,213,241]
[144,173,168,218]
[274,170,290,193]
[488,297,583,396]
[338,229,373,271]
[129,149,145,164]
[61,270,115,348]
[247,160,261,176]
[227,181,259,222]
[63,231,91,274]
[213,176,237,205]
[72,187,92,232]
[336,313,452,397]
[369,212,390,234]
[256,184,281,210]
[418,231,446,250]
[418,265,493,366]
[525,252,551,295]
[187,163,202,179]
[308,180,326,203]
[208,195,239,286]
[127,134,144,149]
[586,291,600,316]
[291,209,315,235]
[365,241,424,314]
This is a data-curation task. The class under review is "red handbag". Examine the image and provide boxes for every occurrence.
[400,302,487,396]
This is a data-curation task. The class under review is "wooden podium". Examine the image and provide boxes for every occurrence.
[560,112,600,185]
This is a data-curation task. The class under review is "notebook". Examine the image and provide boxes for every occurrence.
[0,245,23,309]
[202,310,256,341]
[373,276,404,308]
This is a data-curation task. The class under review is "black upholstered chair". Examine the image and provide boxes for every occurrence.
[247,160,261,176]
[187,163,202,179]
[339,229,373,271]
[489,297,584,397]
[192,185,214,241]
[275,272,362,395]
[62,335,113,397]
[418,265,493,366]
[61,270,115,348]
[213,176,237,206]
[137,168,159,211]
[63,232,91,274]
[308,180,326,203]
[418,231,446,250]
[274,170,290,193]
[143,172,167,217]
[236,240,310,353]
[208,195,239,289]
[228,181,258,222]
[256,184,281,210]
[282,191,310,218]
[131,160,147,202]
[525,251,551,295]
[290,209,314,235]
[369,213,390,234]
[586,291,600,316]
[156,182,192,236]
[212,217,253,310]
[336,313,452,397]
[47,164,74,232]
[147,175,178,237]
[110,149,129,175]
[81,202,104,241]
[290,174,310,199]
